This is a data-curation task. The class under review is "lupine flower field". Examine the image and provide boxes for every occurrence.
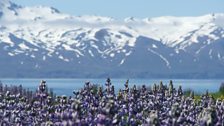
[0,79,224,125]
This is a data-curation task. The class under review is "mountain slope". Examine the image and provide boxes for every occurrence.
[0,0,224,78]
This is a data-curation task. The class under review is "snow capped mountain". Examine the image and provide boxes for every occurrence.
[0,0,224,78]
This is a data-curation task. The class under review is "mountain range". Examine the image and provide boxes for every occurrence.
[0,0,224,78]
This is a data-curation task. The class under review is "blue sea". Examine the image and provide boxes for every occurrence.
[0,79,223,96]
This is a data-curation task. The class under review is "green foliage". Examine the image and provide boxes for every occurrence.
[183,85,224,100]
[91,84,98,95]
[210,92,224,99]
[219,82,224,94]
[183,88,193,96]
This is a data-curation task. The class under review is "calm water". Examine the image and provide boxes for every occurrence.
[0,79,223,96]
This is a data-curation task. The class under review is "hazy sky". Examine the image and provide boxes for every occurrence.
[11,0,224,19]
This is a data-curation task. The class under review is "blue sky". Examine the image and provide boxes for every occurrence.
[11,0,224,19]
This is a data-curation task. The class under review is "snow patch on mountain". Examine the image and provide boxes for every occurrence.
[147,48,171,69]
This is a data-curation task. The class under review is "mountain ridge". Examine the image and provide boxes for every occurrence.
[0,1,224,78]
